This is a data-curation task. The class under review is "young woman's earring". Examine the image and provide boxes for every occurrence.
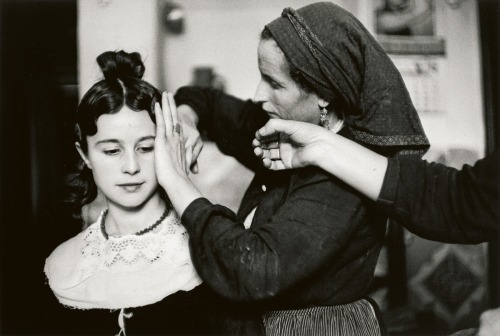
[320,106,330,130]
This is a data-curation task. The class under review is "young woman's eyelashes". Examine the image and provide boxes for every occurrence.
[102,147,121,156]
[137,145,154,153]
[97,138,155,156]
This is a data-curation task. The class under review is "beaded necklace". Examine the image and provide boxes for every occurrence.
[100,208,169,240]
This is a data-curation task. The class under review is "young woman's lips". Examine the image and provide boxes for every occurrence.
[118,182,144,192]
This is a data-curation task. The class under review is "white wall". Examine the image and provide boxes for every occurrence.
[161,0,354,99]
[78,0,163,96]
[415,0,484,164]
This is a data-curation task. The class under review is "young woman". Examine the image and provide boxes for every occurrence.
[44,50,219,336]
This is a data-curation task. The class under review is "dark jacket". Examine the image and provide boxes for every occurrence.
[378,151,500,243]
[175,87,387,333]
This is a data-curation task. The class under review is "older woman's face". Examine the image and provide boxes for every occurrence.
[254,39,321,124]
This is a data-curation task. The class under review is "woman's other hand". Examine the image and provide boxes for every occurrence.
[253,119,388,201]
[177,104,203,174]
[253,119,330,170]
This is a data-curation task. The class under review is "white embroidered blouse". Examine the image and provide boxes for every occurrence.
[44,210,202,310]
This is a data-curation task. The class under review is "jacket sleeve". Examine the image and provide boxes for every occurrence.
[181,168,379,302]
[174,86,269,171]
[377,151,500,243]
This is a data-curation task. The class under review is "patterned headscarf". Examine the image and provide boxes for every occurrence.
[266,2,429,156]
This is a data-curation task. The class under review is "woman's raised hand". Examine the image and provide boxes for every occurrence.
[154,92,204,215]
[154,92,190,188]
[253,119,331,170]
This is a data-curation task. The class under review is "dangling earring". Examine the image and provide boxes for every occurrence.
[320,106,330,130]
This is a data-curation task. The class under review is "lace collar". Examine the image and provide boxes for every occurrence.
[44,211,202,310]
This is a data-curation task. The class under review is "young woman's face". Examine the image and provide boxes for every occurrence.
[77,107,159,210]
[254,38,321,124]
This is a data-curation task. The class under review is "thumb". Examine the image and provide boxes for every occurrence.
[256,119,302,140]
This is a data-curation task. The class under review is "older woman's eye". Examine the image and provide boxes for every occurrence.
[262,74,282,89]
[269,81,282,89]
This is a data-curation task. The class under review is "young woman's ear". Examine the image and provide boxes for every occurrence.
[75,142,92,169]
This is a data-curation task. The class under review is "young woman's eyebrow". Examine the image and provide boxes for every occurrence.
[94,136,155,146]
[137,136,155,142]
[94,139,120,146]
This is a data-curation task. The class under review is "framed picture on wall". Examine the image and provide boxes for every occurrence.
[374,0,445,55]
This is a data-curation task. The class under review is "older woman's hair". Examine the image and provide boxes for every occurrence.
[67,50,163,223]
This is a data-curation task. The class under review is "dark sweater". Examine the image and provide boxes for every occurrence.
[378,152,500,244]
[175,87,387,332]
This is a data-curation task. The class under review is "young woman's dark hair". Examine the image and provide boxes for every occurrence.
[67,50,164,223]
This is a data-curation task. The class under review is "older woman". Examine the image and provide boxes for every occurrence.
[155,2,429,335]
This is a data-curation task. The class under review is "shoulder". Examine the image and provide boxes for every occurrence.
[44,222,101,282]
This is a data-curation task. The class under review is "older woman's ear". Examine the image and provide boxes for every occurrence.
[318,98,329,109]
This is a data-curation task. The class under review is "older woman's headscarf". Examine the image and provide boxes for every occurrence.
[266,2,429,156]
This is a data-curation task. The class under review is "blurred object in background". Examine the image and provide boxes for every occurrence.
[162,1,184,35]
[192,66,226,91]
[376,0,434,36]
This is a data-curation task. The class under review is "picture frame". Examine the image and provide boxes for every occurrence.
[374,0,445,55]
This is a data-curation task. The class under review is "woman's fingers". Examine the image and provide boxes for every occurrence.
[190,141,203,174]
[178,118,188,174]
[155,102,166,138]
[255,119,290,140]
[271,160,286,171]
[191,161,199,174]
[161,92,173,136]
[253,146,264,158]
[167,92,179,129]
[261,157,286,171]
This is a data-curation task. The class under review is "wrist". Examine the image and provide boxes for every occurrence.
[160,173,202,216]
[311,142,337,171]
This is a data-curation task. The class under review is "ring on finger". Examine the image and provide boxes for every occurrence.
[173,123,182,134]
[270,148,280,161]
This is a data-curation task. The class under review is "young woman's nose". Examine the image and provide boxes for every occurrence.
[121,151,140,175]
[253,80,269,103]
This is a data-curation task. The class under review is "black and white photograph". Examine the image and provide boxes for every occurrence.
[0,1,499,335]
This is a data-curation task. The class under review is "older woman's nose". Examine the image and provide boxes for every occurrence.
[122,152,140,175]
[253,80,268,103]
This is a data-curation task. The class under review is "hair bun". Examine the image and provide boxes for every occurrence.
[97,50,145,81]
